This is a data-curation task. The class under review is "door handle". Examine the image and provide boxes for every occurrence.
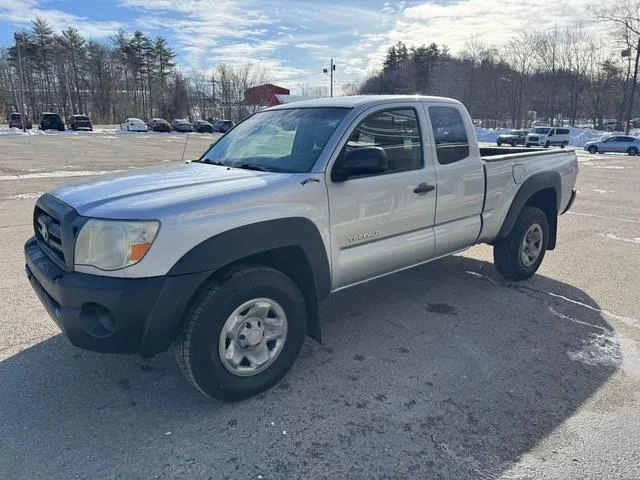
[413,183,435,194]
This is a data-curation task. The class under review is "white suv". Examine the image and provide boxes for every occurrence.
[526,127,570,148]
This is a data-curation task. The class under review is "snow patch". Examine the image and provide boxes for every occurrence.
[567,332,621,367]
[5,192,44,200]
[0,170,122,181]
[599,233,640,244]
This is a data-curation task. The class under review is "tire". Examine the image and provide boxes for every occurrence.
[526,144,531,148]
[174,265,307,401]
[493,206,549,281]
[588,145,598,154]
[561,141,567,148]
[544,141,550,148]
[627,146,638,156]
[511,141,517,147]
[497,141,502,147]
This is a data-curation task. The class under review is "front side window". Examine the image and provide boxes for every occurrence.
[428,106,470,165]
[341,108,423,175]
[200,107,349,173]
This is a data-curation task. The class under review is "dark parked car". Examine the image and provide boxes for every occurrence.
[68,114,93,131]
[193,119,214,133]
[171,119,194,132]
[497,129,529,146]
[148,118,171,132]
[213,119,234,133]
[39,112,65,131]
[9,112,32,129]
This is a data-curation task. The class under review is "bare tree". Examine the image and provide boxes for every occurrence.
[500,33,536,128]
[590,0,640,132]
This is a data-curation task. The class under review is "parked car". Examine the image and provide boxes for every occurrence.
[193,119,214,133]
[121,118,147,132]
[148,118,171,132]
[496,129,529,147]
[584,135,640,155]
[214,119,234,133]
[603,120,619,132]
[8,112,32,129]
[526,127,570,148]
[39,112,65,131]
[68,115,93,131]
[24,95,577,401]
[171,119,194,132]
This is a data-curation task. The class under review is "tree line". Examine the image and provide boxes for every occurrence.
[0,17,271,124]
[359,6,640,131]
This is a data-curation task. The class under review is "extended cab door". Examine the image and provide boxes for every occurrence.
[424,104,485,257]
[327,104,437,290]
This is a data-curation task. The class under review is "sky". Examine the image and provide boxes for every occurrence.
[0,0,607,92]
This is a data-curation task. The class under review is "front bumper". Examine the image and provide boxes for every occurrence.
[25,237,210,356]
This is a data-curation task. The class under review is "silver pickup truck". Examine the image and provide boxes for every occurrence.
[24,95,578,400]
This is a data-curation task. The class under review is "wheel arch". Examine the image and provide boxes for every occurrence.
[497,172,561,250]
[167,217,330,343]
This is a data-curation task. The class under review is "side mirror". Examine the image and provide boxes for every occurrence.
[332,147,388,182]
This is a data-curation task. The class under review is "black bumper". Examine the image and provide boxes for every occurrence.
[24,237,210,356]
[561,189,577,215]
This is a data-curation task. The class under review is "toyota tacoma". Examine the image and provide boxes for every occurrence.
[25,96,578,401]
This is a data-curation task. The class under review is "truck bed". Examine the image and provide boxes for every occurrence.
[477,147,578,243]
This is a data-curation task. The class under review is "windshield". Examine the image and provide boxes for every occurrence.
[532,128,551,134]
[199,107,349,173]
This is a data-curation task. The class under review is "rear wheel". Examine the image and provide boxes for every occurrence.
[561,141,568,148]
[627,146,638,156]
[497,141,502,146]
[174,266,307,401]
[544,141,551,148]
[526,143,531,148]
[588,145,598,154]
[511,141,517,147]
[494,206,549,280]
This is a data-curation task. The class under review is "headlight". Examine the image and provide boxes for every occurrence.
[74,219,159,271]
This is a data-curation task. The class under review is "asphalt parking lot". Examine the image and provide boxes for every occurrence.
[0,134,639,479]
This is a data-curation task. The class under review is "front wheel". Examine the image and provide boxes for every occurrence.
[497,141,502,147]
[627,146,638,156]
[525,143,531,148]
[174,266,307,401]
[494,206,549,280]
[544,141,551,148]
[511,141,517,147]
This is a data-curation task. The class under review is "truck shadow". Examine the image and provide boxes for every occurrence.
[0,255,618,479]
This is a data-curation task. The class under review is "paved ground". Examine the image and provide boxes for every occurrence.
[0,134,639,480]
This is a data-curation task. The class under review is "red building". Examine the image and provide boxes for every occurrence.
[244,84,290,107]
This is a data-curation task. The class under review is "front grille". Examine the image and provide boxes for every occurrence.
[34,207,66,265]
[529,136,539,141]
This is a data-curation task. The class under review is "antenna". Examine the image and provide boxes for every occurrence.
[181,132,190,163]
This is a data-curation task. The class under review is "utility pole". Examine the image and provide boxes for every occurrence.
[14,32,27,133]
[323,58,336,97]
[211,75,216,119]
[625,38,640,135]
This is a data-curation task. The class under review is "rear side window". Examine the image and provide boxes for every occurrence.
[556,128,569,135]
[428,106,470,165]
[344,108,423,174]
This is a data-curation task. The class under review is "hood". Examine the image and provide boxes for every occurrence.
[50,162,293,218]
[498,133,517,139]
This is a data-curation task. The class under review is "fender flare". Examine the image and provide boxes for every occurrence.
[168,218,330,297]
[166,218,331,343]
[497,171,561,248]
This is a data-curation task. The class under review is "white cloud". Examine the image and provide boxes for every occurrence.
[0,0,123,38]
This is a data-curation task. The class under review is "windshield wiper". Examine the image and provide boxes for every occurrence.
[236,163,272,172]
[200,159,227,167]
